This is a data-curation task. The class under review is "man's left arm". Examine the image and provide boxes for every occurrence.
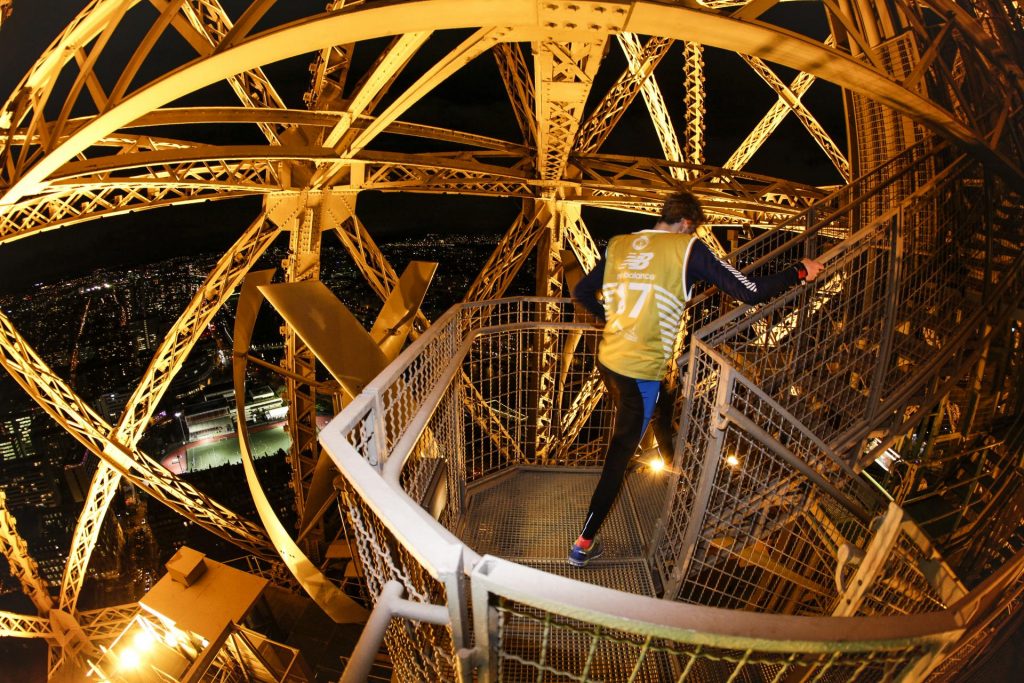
[687,240,823,305]
[572,260,606,322]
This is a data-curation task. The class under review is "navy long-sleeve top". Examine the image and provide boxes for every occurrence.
[573,237,801,323]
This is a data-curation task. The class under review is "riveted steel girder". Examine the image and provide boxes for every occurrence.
[0,490,53,615]
[2,0,1021,207]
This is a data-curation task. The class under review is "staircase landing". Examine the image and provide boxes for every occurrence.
[460,467,668,596]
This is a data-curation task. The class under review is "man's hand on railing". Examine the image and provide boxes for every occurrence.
[799,258,825,282]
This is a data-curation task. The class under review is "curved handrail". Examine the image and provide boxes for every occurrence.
[472,554,960,651]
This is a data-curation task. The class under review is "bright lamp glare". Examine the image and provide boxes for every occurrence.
[163,630,182,648]
[118,647,142,670]
[648,457,665,472]
[132,630,156,652]
[725,455,740,468]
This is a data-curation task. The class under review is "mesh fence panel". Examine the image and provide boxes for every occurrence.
[693,151,1002,463]
[489,595,939,683]
[380,310,463,456]
[850,33,926,186]
[664,411,872,612]
[398,377,464,528]
[463,323,612,481]
[340,486,459,682]
[858,530,950,617]
[657,336,959,614]
[683,140,942,382]
[342,401,381,464]
[467,327,531,478]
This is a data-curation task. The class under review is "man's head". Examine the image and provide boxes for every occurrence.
[659,191,705,234]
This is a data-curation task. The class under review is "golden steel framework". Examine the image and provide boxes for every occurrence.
[0,0,1021,680]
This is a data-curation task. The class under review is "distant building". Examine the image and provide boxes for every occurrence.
[130,316,162,357]
[0,411,34,462]
[0,407,63,509]
[168,342,219,401]
[1,460,60,509]
[93,390,133,425]
[183,384,287,441]
[34,509,73,588]
[64,460,97,505]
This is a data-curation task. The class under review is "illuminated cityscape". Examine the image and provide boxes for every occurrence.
[0,1,1022,682]
[0,232,504,589]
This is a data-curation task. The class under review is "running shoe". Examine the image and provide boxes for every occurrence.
[567,538,604,567]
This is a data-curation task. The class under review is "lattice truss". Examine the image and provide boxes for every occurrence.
[0,0,1021,678]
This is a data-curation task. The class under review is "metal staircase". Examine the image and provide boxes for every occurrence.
[317,128,1024,682]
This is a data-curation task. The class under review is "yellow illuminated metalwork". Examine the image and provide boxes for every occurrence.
[0,2,1018,679]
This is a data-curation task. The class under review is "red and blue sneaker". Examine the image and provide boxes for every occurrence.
[567,538,604,567]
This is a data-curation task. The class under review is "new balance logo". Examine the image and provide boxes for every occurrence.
[621,252,654,270]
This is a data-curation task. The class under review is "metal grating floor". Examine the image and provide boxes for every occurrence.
[461,467,669,596]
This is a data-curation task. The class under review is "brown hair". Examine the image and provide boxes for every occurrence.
[660,191,705,229]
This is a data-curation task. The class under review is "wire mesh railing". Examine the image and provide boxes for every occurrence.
[341,487,463,682]
[318,301,1005,682]
[328,444,471,681]
[470,554,965,683]
[691,149,1023,468]
[651,344,958,615]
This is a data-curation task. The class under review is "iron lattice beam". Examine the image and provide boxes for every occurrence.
[316,32,430,154]
[617,33,686,180]
[304,1,355,111]
[739,52,850,181]
[463,206,544,305]
[78,603,140,646]
[312,28,501,189]
[683,40,705,169]
[575,34,673,155]
[726,68,818,171]
[495,42,537,151]
[2,1,1022,207]
[0,149,824,242]
[57,462,120,615]
[159,0,290,144]
[0,610,52,639]
[534,38,607,182]
[0,490,53,615]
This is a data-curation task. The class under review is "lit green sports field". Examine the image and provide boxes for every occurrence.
[185,426,292,471]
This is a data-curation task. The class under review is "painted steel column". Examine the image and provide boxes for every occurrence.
[683,41,705,172]
[275,192,326,562]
